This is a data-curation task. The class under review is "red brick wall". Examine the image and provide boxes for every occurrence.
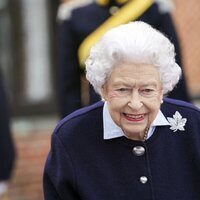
[172,0,200,97]
[8,131,51,200]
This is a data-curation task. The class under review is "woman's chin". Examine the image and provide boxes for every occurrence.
[123,129,145,141]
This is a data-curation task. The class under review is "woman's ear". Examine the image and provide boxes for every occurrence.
[101,85,107,101]
[159,88,164,103]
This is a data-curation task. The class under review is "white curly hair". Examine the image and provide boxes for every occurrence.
[85,21,182,96]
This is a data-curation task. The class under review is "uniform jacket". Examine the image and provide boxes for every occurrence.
[0,70,15,181]
[43,98,200,200]
[57,0,190,118]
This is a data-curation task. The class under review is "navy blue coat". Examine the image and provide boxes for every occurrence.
[0,70,15,181]
[57,0,190,117]
[43,98,200,199]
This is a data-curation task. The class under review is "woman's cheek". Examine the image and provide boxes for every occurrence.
[108,91,118,99]
[107,91,120,99]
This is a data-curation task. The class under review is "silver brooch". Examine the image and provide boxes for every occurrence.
[167,111,187,132]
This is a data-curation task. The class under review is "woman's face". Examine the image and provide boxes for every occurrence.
[102,63,163,140]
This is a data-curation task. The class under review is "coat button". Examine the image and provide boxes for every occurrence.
[140,176,148,184]
[109,6,119,15]
[133,146,145,156]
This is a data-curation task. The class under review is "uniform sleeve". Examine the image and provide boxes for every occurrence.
[43,133,80,200]
[56,18,82,118]
[158,13,190,102]
[0,71,15,181]
[157,13,182,66]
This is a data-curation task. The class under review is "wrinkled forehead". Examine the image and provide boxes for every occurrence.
[110,62,161,79]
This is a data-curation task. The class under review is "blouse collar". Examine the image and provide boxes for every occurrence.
[103,101,170,140]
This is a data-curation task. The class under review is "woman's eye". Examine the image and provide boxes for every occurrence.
[140,88,157,97]
[116,88,130,92]
[116,88,131,93]
[143,89,154,93]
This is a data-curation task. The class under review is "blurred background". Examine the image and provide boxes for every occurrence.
[0,0,200,199]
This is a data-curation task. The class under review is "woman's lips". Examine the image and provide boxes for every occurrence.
[123,113,145,122]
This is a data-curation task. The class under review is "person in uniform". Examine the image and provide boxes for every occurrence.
[0,68,15,199]
[56,0,190,118]
[43,21,200,200]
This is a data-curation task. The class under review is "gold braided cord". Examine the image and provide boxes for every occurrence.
[78,0,153,68]
[96,0,109,6]
[96,0,129,6]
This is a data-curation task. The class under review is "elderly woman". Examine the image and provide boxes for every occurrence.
[43,21,200,199]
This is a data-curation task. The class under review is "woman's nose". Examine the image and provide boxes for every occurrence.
[128,91,143,110]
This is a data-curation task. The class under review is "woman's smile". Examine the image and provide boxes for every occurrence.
[123,113,145,122]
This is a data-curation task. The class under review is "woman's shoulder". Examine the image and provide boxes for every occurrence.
[53,101,104,138]
[162,98,200,118]
[163,98,199,110]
